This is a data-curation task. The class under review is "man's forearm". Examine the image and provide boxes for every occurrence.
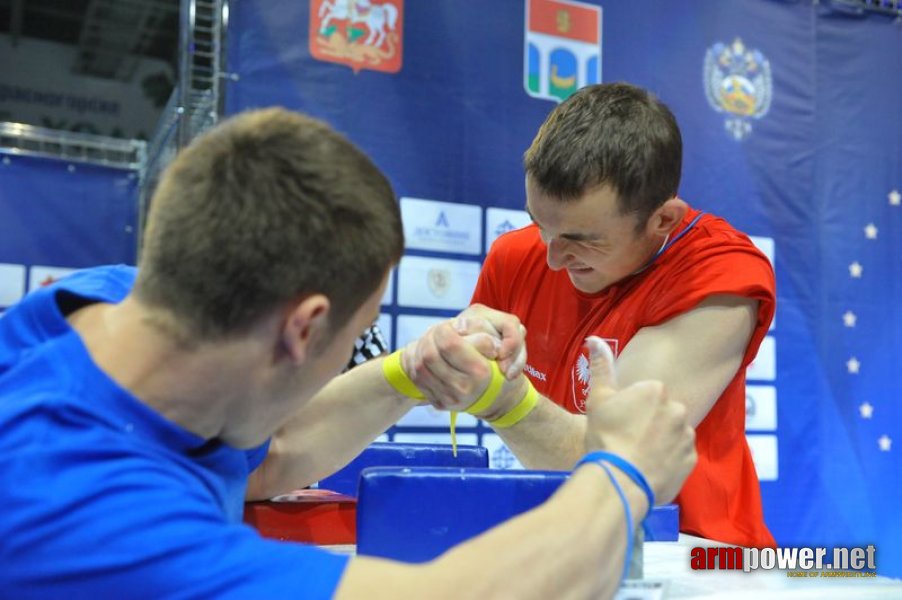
[246,357,416,499]
[490,393,587,471]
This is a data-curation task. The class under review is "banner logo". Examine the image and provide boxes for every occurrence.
[310,0,403,73]
[704,38,772,140]
[427,268,451,298]
[524,0,602,103]
[401,198,483,255]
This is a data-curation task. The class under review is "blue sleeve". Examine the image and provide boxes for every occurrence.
[245,438,271,471]
[1,432,349,599]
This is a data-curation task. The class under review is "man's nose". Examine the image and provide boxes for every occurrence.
[545,237,570,271]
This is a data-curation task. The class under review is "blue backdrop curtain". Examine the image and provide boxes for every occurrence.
[0,153,138,309]
[226,0,901,576]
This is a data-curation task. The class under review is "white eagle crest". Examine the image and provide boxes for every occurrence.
[576,353,591,387]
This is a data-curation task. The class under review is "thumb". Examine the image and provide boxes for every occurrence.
[586,336,618,403]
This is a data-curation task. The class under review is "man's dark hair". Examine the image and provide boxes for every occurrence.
[524,82,682,226]
[134,108,403,341]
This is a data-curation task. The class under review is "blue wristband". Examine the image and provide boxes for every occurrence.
[576,450,656,510]
[598,462,634,585]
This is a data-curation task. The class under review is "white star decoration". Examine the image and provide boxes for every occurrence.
[890,190,901,206]
[842,311,857,327]
[864,224,878,240]
[878,435,892,452]
[847,357,860,374]
[859,402,874,419]
[849,262,863,278]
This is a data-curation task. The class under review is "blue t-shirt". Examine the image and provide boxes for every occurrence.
[0,265,138,374]
[0,268,348,598]
[0,265,270,470]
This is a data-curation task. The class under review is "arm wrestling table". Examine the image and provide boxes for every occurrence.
[243,443,902,598]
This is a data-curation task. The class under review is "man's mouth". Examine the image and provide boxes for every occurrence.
[567,266,594,275]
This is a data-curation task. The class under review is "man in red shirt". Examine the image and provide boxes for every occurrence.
[457,82,775,547]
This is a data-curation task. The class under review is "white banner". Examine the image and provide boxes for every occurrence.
[392,432,479,447]
[28,266,79,292]
[397,256,481,310]
[485,207,531,252]
[397,405,477,428]
[400,197,482,255]
[377,313,393,350]
[396,314,446,349]
[746,434,779,481]
[747,335,776,382]
[749,235,776,330]
[0,263,26,308]
[381,269,395,306]
[481,433,525,470]
[745,385,777,432]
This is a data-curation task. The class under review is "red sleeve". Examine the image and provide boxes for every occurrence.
[643,234,776,367]
[470,251,498,308]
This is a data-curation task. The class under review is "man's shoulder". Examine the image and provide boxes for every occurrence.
[51,264,137,300]
[6,264,135,322]
[641,209,776,320]
[694,212,760,247]
[0,265,137,375]
[0,333,97,419]
[484,224,545,274]
[676,211,772,267]
[487,223,542,255]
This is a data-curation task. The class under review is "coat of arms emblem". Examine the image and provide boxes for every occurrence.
[309,0,403,73]
[524,0,602,103]
[704,38,772,140]
[427,268,451,298]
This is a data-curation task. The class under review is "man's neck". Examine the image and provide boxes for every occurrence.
[67,297,252,442]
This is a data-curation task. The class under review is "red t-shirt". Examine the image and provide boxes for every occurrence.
[472,207,776,548]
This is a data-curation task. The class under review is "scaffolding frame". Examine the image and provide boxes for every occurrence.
[138,0,231,251]
[0,122,146,170]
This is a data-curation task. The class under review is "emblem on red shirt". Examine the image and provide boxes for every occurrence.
[309,0,403,73]
[571,338,618,413]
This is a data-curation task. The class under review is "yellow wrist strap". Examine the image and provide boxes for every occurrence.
[489,380,539,429]
[465,361,505,415]
[382,350,425,400]
[450,361,506,457]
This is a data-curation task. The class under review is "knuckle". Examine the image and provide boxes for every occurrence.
[421,344,440,365]
[443,332,463,351]
[472,359,491,379]
[453,380,472,399]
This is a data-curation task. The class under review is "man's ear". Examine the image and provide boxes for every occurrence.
[645,197,688,238]
[282,294,331,365]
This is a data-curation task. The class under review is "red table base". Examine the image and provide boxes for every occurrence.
[244,489,357,545]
